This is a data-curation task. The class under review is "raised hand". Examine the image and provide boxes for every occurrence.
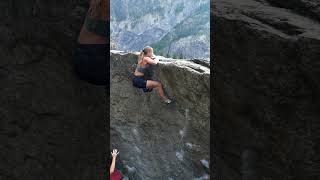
[111,149,119,158]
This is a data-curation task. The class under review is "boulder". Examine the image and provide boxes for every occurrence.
[0,1,107,179]
[212,0,320,179]
[110,50,210,179]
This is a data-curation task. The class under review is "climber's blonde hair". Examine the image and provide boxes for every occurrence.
[138,46,153,65]
[88,0,107,18]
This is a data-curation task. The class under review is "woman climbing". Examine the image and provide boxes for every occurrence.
[132,46,172,104]
[72,0,108,85]
[110,149,123,180]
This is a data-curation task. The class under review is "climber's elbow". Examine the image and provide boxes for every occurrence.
[146,57,158,65]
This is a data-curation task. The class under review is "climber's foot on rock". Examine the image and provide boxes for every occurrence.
[161,97,172,104]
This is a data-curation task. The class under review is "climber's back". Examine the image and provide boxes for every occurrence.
[78,0,108,44]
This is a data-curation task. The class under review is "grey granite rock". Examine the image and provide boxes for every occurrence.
[110,50,210,180]
[212,0,320,179]
[0,1,107,179]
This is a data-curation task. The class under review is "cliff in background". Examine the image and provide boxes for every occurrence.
[110,51,210,179]
[213,0,320,179]
[111,0,210,59]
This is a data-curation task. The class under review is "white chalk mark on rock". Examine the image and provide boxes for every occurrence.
[132,128,138,136]
[193,174,210,180]
[179,129,185,138]
[125,165,136,173]
[185,142,194,148]
[176,151,184,161]
[200,159,209,169]
[134,146,142,154]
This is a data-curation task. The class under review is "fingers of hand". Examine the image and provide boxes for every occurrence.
[111,149,119,156]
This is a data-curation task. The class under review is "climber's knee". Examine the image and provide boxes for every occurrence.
[147,80,160,89]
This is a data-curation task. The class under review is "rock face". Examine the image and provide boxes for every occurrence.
[213,0,320,179]
[110,0,210,59]
[0,0,107,179]
[266,0,320,22]
[110,51,210,179]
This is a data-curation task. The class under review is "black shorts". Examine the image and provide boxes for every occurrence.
[132,76,153,92]
[72,43,108,86]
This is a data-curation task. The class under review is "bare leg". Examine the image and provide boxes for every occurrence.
[146,80,168,100]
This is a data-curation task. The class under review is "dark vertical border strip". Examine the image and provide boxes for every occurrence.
[210,0,215,179]
[106,0,111,180]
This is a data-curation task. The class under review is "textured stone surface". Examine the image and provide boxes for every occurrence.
[0,1,107,179]
[266,0,320,22]
[110,50,210,179]
[212,0,320,179]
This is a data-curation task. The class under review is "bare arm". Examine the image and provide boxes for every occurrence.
[145,56,159,65]
[110,149,119,174]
